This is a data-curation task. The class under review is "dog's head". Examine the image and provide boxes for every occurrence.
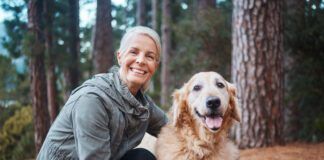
[172,72,241,133]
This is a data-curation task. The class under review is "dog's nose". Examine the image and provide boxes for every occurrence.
[206,97,221,109]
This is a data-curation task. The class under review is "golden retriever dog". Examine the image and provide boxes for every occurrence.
[155,72,241,160]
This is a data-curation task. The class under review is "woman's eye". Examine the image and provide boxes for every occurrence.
[129,51,137,55]
[216,82,225,88]
[193,85,202,91]
[146,54,156,61]
[146,55,155,61]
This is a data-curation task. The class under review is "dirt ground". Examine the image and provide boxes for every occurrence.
[240,142,324,160]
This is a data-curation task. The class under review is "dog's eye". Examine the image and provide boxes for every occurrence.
[193,85,202,91]
[216,82,225,88]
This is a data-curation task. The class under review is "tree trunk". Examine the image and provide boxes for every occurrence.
[65,0,80,99]
[27,0,50,153]
[152,0,158,31]
[160,0,171,106]
[232,0,284,148]
[137,0,146,25]
[44,0,59,123]
[92,0,114,74]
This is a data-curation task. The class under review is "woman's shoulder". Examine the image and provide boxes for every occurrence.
[64,73,116,107]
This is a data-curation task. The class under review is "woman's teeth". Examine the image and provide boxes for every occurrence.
[131,68,145,74]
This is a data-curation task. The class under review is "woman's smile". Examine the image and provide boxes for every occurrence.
[130,67,148,75]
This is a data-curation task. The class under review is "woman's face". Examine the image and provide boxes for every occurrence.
[117,34,159,94]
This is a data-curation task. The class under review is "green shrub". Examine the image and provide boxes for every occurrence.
[0,106,35,160]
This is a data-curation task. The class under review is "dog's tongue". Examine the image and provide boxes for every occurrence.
[206,116,223,129]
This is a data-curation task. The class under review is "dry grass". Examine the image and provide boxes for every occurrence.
[240,142,324,160]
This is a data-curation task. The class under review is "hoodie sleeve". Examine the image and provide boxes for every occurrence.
[72,94,111,160]
[145,96,168,137]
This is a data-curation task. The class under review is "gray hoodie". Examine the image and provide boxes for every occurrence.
[37,67,168,160]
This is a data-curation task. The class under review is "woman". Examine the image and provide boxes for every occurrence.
[37,26,168,160]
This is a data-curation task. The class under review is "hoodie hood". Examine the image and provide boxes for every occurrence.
[75,66,150,121]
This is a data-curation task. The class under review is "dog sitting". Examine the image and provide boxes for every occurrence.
[155,72,241,160]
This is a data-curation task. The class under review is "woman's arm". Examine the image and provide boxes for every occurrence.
[72,94,111,160]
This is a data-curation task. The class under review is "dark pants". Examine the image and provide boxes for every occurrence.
[120,148,156,160]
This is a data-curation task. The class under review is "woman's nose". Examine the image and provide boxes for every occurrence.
[136,53,146,64]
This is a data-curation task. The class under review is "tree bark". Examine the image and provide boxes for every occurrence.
[152,0,158,31]
[92,0,114,74]
[27,0,50,153]
[137,0,146,25]
[160,0,171,106]
[44,0,59,123]
[232,0,284,148]
[65,0,80,99]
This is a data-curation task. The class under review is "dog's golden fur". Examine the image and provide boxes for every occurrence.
[156,72,241,160]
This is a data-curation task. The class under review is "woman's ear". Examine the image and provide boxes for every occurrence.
[172,85,188,127]
[227,82,241,122]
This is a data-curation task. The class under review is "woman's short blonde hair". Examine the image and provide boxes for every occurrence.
[118,26,162,62]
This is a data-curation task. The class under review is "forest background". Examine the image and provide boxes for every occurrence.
[0,0,323,159]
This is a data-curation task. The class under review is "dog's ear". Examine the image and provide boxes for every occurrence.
[172,84,188,127]
[227,82,241,122]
